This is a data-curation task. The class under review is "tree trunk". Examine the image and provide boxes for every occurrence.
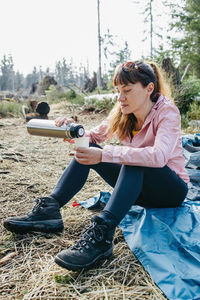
[161,58,181,87]
[97,0,102,87]
[150,0,153,58]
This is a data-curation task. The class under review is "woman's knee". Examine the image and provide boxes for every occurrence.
[121,165,144,175]
[117,165,144,188]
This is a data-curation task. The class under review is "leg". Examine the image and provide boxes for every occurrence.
[55,166,144,270]
[51,144,121,207]
[137,166,188,208]
[55,165,188,270]
[100,165,188,225]
[4,143,121,233]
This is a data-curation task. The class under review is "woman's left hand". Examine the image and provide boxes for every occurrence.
[75,147,102,165]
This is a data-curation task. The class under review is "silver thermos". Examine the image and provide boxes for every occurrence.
[27,119,85,139]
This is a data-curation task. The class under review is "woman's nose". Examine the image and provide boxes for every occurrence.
[118,93,126,102]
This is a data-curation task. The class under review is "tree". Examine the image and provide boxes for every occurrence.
[0,54,15,91]
[39,66,44,82]
[62,58,70,86]
[55,58,76,87]
[83,72,97,93]
[15,71,24,90]
[24,67,40,90]
[37,75,57,95]
[67,58,76,86]
[109,41,131,78]
[97,0,102,88]
[166,0,200,77]
[143,0,154,58]
[55,61,63,85]
[134,0,167,58]
[102,30,132,79]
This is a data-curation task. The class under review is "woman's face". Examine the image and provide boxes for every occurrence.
[116,82,153,115]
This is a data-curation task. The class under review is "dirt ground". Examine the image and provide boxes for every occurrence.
[0,102,167,300]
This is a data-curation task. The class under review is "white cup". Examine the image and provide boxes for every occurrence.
[74,137,89,148]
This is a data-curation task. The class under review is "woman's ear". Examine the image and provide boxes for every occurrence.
[147,82,154,94]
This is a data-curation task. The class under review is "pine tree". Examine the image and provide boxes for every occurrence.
[97,0,102,87]
[101,29,132,80]
[55,61,63,85]
[0,54,15,91]
[24,67,40,90]
[167,0,200,77]
[134,0,166,58]
[15,71,24,90]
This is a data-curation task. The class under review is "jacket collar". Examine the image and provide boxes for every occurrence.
[152,94,166,110]
[142,94,167,128]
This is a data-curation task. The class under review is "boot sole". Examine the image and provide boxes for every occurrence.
[3,219,64,234]
[54,247,113,271]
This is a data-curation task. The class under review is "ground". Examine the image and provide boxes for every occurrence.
[0,102,167,300]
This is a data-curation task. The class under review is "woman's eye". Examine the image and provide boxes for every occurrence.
[124,89,131,93]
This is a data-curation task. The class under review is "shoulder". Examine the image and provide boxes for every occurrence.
[153,96,181,127]
[156,95,180,116]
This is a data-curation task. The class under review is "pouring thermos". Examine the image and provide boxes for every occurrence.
[27,119,85,139]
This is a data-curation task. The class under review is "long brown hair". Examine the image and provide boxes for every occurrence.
[107,60,173,141]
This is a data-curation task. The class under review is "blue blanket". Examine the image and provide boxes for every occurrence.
[80,134,200,300]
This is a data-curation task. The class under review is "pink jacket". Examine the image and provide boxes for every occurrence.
[85,95,190,183]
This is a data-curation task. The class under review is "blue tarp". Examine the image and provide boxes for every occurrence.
[80,134,200,300]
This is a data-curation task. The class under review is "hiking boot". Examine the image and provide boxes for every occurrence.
[55,215,115,270]
[3,196,64,234]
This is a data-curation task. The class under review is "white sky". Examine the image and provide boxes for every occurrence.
[0,0,171,75]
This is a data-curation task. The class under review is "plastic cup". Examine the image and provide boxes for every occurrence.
[74,137,89,148]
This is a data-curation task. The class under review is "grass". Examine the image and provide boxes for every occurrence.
[44,85,85,105]
[0,107,167,300]
[0,101,24,117]
[84,96,116,112]
[181,101,200,130]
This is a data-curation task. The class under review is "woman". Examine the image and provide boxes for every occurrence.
[4,61,189,271]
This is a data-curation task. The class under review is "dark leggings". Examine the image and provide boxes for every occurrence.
[51,144,188,226]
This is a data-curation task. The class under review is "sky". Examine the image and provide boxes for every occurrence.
[0,0,171,76]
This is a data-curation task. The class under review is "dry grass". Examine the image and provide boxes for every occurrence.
[0,103,167,300]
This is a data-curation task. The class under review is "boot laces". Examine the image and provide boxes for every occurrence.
[71,220,107,252]
[30,197,48,215]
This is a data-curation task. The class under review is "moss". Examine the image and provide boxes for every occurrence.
[54,274,74,284]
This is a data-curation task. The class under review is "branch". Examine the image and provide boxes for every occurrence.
[181,63,191,82]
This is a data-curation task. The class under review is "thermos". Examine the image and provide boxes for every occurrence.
[27,119,85,139]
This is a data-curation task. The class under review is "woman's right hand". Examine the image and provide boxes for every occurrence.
[54,116,74,127]
[54,116,75,144]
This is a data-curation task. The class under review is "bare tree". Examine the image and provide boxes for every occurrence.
[150,0,153,58]
[97,0,102,87]
[134,0,165,58]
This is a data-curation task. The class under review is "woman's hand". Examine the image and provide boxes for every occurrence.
[55,116,74,127]
[75,147,102,165]
[54,116,75,143]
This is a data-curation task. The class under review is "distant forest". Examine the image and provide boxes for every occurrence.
[0,55,93,92]
[0,0,199,94]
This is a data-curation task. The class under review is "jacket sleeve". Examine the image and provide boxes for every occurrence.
[102,105,181,167]
[84,118,110,144]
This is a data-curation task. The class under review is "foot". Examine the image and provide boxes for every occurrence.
[55,215,115,271]
[4,197,64,234]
